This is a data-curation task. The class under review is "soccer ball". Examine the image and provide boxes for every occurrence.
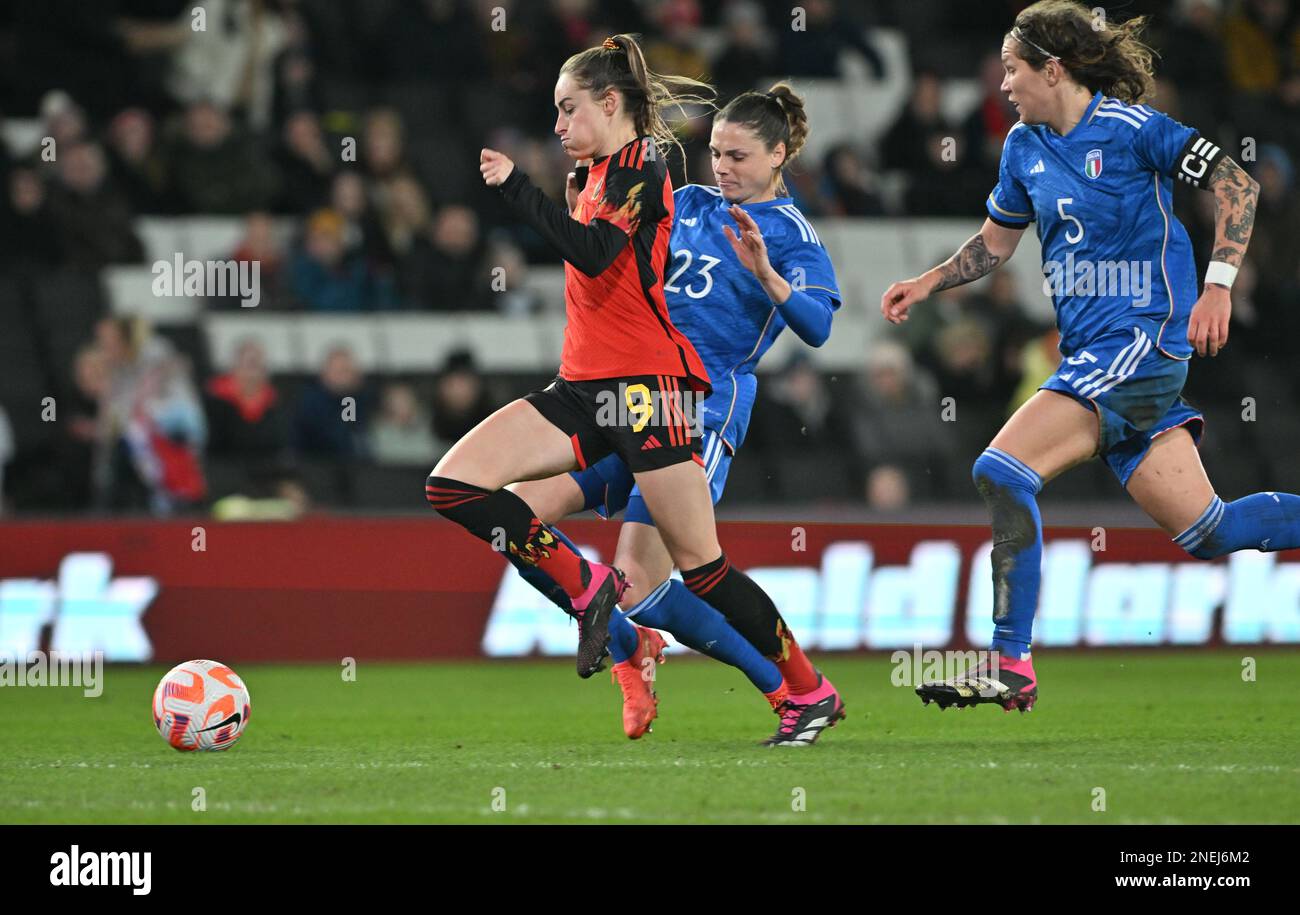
[152,660,251,752]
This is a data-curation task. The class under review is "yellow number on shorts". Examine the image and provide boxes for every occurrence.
[625,383,654,433]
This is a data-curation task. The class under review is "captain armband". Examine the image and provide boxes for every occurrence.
[1173,134,1227,189]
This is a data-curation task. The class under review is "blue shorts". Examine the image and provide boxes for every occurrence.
[1041,324,1204,486]
[569,428,734,525]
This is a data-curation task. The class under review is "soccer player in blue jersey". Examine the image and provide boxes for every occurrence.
[505,83,846,745]
[881,0,1296,712]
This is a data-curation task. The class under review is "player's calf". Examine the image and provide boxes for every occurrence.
[1175,493,1300,559]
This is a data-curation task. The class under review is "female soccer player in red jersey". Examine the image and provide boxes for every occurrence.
[505,84,848,743]
[426,35,843,746]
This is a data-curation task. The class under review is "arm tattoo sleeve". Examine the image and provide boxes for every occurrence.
[932,233,1002,292]
[1208,155,1258,268]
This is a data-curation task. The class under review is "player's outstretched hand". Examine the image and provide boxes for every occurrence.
[723,205,774,279]
[880,277,932,324]
[480,148,515,187]
[1187,285,1231,357]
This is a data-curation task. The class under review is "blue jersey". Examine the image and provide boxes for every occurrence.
[986,91,1202,360]
[666,184,841,450]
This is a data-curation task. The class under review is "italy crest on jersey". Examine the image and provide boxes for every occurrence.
[1085,148,1103,179]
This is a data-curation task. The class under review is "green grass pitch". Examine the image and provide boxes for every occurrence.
[2,650,1298,824]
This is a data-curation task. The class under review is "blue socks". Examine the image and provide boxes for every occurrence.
[607,608,640,663]
[623,579,783,694]
[1175,492,1300,559]
[972,447,1043,659]
[511,528,784,694]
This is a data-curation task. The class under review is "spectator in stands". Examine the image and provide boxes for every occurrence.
[330,170,389,265]
[94,316,207,515]
[1157,0,1230,135]
[748,351,852,453]
[204,338,289,460]
[374,0,485,82]
[0,167,62,269]
[1247,145,1300,292]
[710,1,776,101]
[430,349,494,443]
[1223,0,1298,95]
[956,269,1039,407]
[1008,327,1062,416]
[847,341,955,501]
[273,47,324,128]
[645,0,709,87]
[925,317,999,411]
[274,110,335,214]
[53,344,110,510]
[292,345,373,459]
[290,208,397,311]
[214,211,289,311]
[961,53,1020,173]
[776,0,884,79]
[105,107,167,214]
[370,382,440,465]
[380,175,437,308]
[41,91,88,150]
[167,0,289,130]
[881,68,946,167]
[819,144,885,216]
[521,0,650,86]
[866,464,910,512]
[880,70,987,216]
[426,204,488,310]
[47,141,145,270]
[485,238,545,315]
[166,100,281,214]
[362,108,415,191]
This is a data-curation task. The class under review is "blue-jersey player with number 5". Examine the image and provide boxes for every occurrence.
[506,83,846,746]
[881,0,1299,712]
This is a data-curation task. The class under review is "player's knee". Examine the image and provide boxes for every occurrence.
[614,561,659,609]
[425,473,474,518]
[1174,495,1229,560]
[971,448,1043,501]
[1181,532,1225,561]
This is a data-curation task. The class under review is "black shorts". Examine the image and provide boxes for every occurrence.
[525,374,704,473]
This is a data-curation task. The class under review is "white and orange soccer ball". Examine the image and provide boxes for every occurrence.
[152,660,251,751]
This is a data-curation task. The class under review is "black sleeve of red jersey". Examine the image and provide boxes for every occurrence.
[497,167,629,278]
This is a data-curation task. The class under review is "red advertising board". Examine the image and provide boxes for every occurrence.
[1,517,1297,663]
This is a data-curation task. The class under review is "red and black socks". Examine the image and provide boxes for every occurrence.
[681,552,820,694]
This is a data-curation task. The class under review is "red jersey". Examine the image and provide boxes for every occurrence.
[499,136,710,395]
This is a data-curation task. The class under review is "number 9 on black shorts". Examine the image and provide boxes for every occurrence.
[524,374,704,474]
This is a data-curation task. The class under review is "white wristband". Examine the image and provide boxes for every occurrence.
[1205,261,1238,289]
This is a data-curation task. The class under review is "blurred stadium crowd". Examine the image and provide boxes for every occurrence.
[0,0,1297,517]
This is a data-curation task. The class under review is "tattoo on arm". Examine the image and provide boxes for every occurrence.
[1208,156,1258,267]
[932,233,1001,292]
